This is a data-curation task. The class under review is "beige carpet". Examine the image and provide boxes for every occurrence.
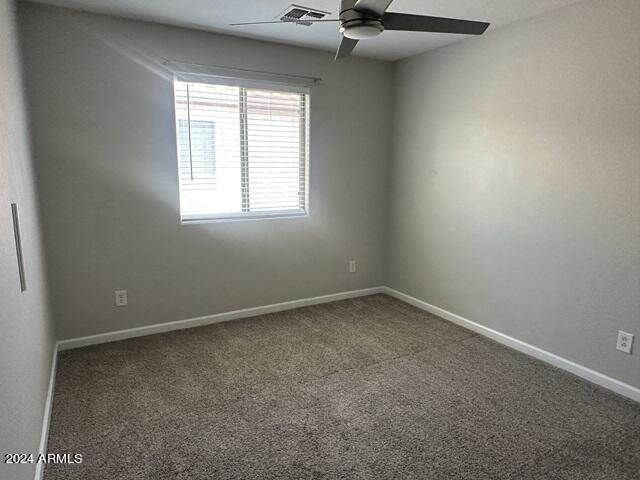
[45,294,640,479]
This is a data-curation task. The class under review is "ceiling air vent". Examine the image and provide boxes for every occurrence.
[278,4,331,26]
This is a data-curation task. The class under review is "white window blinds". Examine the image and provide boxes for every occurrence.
[174,79,309,222]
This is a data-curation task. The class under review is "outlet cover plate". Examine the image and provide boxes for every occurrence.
[115,290,128,307]
[616,331,634,354]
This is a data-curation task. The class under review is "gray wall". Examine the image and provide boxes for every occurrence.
[0,1,55,479]
[17,0,639,393]
[387,0,640,388]
[19,3,393,340]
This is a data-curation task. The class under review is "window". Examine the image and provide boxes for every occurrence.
[174,79,309,222]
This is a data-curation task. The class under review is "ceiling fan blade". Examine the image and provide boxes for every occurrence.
[335,36,359,60]
[383,12,490,35]
[230,19,340,26]
[353,0,393,16]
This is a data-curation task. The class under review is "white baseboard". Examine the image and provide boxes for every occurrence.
[53,284,638,403]
[57,287,385,351]
[382,287,640,403]
[34,342,58,480]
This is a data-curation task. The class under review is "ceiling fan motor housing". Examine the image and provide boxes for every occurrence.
[339,2,384,39]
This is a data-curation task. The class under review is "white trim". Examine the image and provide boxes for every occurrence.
[382,287,640,403]
[164,60,318,90]
[57,287,385,351]
[175,74,311,94]
[181,210,308,225]
[34,342,58,480]
[54,285,639,403]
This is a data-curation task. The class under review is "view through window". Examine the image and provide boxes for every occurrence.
[174,80,309,222]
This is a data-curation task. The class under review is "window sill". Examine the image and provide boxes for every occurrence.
[180,210,309,225]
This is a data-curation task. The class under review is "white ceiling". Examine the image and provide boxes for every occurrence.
[27,0,585,61]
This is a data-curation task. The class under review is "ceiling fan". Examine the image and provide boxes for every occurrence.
[230,0,490,60]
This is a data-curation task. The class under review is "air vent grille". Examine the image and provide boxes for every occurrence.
[278,4,331,26]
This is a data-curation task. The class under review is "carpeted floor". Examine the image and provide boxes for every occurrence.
[45,294,640,479]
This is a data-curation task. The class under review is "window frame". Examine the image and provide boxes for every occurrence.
[173,74,310,224]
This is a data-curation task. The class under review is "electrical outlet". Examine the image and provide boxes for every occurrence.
[616,331,634,354]
[114,290,128,307]
[349,260,357,273]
